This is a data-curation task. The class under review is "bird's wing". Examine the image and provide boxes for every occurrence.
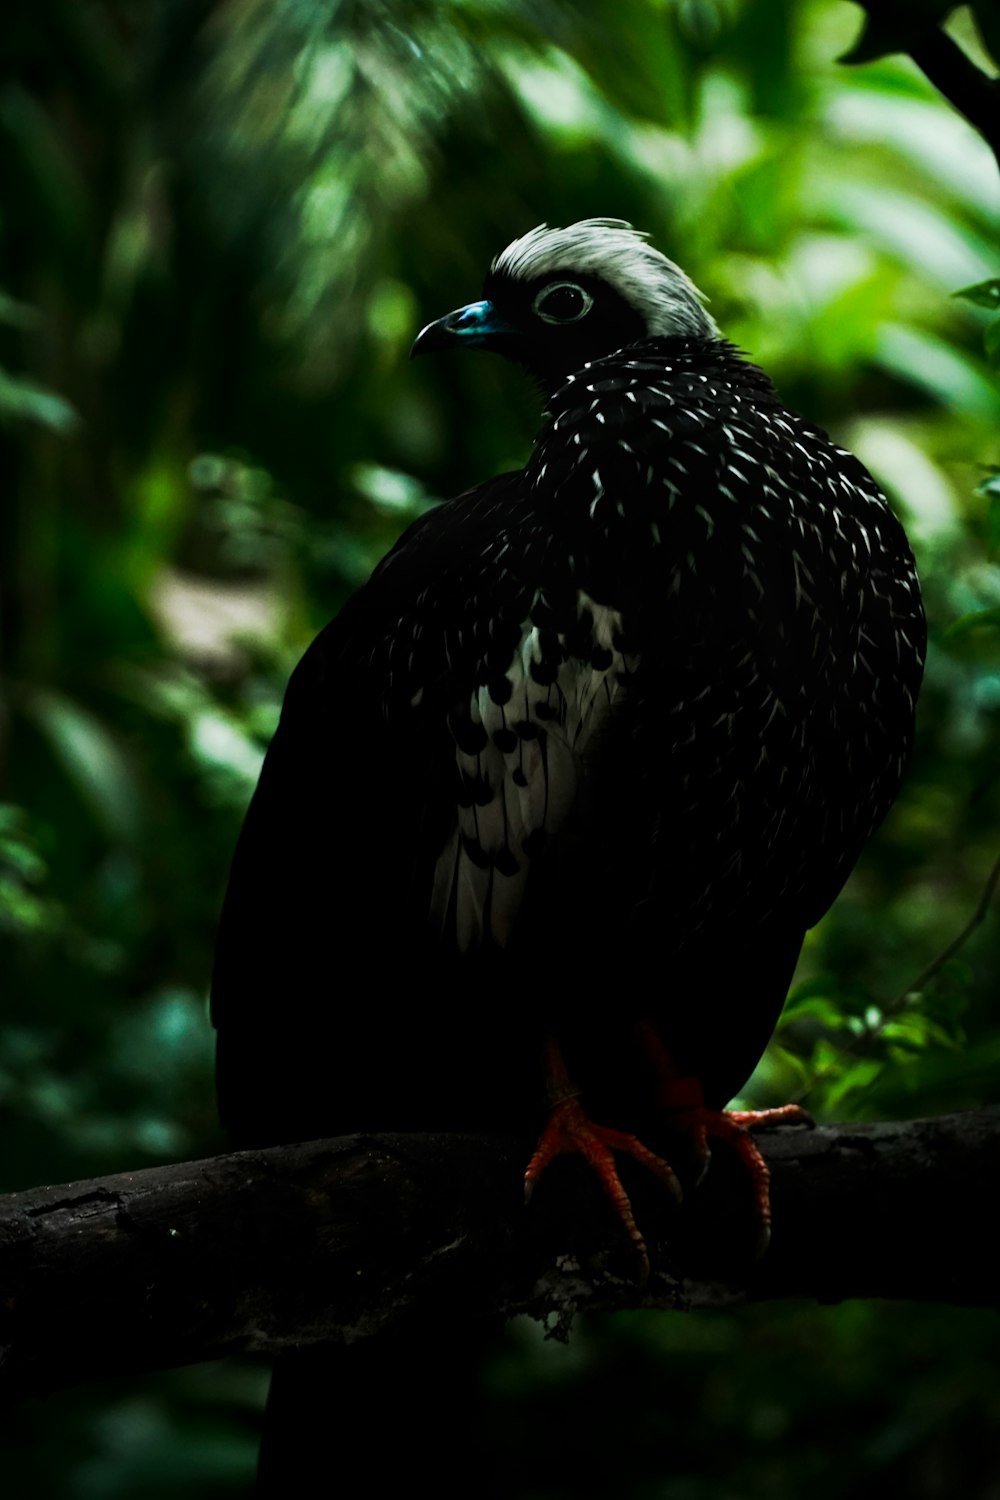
[210,469,622,1136]
[423,576,637,950]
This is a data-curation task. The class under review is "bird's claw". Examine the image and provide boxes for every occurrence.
[663,1103,808,1258]
[525,1096,683,1281]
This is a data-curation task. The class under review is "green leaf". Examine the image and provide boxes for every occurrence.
[0,805,60,936]
[882,1014,962,1052]
[972,0,1000,66]
[840,2,958,66]
[984,318,1000,369]
[0,290,39,330]
[819,179,996,294]
[873,323,1000,421]
[823,1058,884,1113]
[779,993,853,1030]
[189,710,265,795]
[954,277,1000,309]
[25,689,143,842]
[350,462,434,516]
[944,607,1000,638]
[0,365,79,434]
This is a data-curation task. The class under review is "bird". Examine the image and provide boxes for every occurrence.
[213,216,923,1252]
[211,217,924,1490]
[215,211,929,1236]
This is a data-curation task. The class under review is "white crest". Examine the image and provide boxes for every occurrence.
[492,218,719,340]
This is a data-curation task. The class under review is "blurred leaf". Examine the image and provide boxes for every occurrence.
[827,87,997,216]
[780,991,852,1029]
[971,0,1000,65]
[0,289,40,330]
[840,1,958,65]
[188,709,265,797]
[350,461,435,516]
[0,365,79,433]
[24,690,143,842]
[989,496,1000,558]
[984,316,1000,368]
[954,277,1000,309]
[818,179,995,290]
[977,467,1000,557]
[845,419,957,543]
[0,81,96,267]
[822,1057,884,1112]
[881,1011,961,1051]
[944,607,1000,638]
[568,0,694,128]
[872,322,1000,419]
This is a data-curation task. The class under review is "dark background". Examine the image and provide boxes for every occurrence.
[2,1,1000,1494]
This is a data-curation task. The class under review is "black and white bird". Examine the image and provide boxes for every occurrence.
[212,217,925,1265]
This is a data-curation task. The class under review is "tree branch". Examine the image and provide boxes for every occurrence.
[2,1108,998,1405]
[895,848,1000,1004]
[910,29,1000,172]
[851,1,1000,172]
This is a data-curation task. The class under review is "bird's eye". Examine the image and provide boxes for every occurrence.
[532,281,594,325]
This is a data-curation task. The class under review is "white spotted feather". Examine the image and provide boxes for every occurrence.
[430,595,636,949]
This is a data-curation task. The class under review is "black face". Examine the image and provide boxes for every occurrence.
[411,268,651,392]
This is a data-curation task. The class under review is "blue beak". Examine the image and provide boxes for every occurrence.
[410,300,518,358]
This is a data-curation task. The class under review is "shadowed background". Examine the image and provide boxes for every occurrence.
[2,1,1000,1495]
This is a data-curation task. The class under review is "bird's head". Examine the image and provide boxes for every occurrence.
[411,218,718,391]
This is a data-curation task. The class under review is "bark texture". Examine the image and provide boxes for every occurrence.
[1,1108,997,1403]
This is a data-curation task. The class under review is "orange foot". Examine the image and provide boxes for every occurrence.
[524,1094,683,1281]
[660,1097,812,1257]
[634,1021,812,1257]
[525,1036,683,1280]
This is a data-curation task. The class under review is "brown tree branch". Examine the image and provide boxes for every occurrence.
[1,1108,998,1405]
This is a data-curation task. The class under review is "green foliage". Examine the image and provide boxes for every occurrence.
[0,804,60,935]
[840,1,961,66]
[973,0,1000,60]
[955,277,1000,375]
[2,0,1000,1494]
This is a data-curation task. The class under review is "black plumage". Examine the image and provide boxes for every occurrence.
[212,219,924,1205]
